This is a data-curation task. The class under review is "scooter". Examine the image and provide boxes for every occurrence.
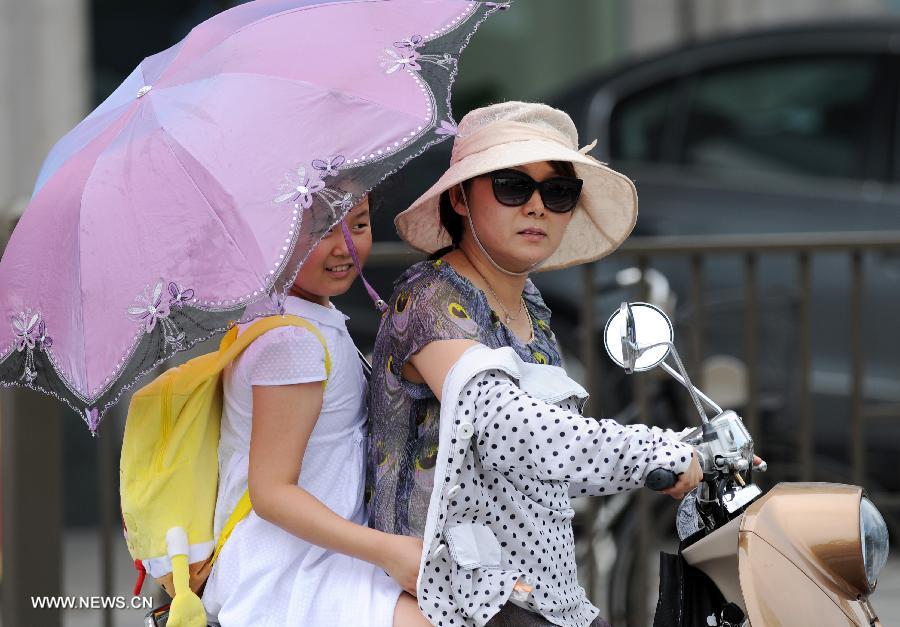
[604,302,890,627]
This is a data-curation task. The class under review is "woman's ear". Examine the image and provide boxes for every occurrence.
[449,183,469,218]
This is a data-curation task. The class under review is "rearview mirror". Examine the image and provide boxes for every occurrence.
[604,302,673,372]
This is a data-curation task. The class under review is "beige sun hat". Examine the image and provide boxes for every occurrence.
[394,101,638,272]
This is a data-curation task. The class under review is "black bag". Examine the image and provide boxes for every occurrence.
[654,552,745,627]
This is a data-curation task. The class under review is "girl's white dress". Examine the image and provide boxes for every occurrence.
[202,296,402,626]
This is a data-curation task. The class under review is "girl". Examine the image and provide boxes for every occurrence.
[367,102,703,627]
[202,198,430,626]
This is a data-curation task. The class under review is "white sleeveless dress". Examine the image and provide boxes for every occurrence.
[202,296,402,626]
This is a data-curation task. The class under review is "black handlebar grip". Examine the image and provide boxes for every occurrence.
[645,468,678,491]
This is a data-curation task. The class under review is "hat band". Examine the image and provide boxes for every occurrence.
[450,120,575,164]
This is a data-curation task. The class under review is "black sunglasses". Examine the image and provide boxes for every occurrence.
[483,168,583,214]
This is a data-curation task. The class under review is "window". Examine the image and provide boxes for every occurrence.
[680,56,881,180]
[610,79,679,163]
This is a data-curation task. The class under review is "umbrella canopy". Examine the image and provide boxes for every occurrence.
[0,0,506,433]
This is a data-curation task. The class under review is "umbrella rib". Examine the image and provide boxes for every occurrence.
[76,191,88,399]
[74,110,146,398]
[158,131,268,291]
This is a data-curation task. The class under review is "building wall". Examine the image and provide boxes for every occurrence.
[627,0,894,54]
[0,0,89,223]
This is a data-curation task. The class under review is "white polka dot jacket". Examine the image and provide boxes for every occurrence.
[415,344,694,627]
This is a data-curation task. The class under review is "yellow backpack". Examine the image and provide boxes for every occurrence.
[120,315,330,627]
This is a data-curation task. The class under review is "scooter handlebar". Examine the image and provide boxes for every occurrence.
[645,468,678,491]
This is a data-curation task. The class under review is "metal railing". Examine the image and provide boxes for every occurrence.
[604,231,900,494]
[3,231,900,626]
[575,231,900,626]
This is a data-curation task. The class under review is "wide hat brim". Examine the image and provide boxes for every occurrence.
[394,138,638,271]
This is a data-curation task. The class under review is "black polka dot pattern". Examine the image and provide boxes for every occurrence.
[418,369,694,626]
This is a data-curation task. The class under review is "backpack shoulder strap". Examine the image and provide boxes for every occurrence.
[210,314,332,565]
[212,490,252,565]
[218,314,331,381]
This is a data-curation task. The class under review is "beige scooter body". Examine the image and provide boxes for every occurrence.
[683,483,883,626]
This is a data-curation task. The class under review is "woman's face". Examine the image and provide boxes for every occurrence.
[292,198,372,305]
[453,161,575,272]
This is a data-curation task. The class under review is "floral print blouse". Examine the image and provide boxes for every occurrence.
[366,258,562,537]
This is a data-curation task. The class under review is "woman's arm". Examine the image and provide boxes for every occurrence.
[462,372,697,493]
[248,382,422,594]
[406,339,477,400]
[410,341,700,498]
[570,425,698,497]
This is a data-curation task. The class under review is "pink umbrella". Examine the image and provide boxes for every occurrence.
[0,0,506,433]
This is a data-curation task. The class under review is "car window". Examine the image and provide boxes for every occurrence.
[610,79,679,163]
[680,56,880,181]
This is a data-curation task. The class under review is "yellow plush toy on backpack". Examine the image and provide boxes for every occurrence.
[120,315,330,627]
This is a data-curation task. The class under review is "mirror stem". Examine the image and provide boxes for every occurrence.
[658,342,712,425]
[630,339,715,425]
[659,361,722,416]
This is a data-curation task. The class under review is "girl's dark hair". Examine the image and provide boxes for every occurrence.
[437,160,578,250]
[367,172,400,217]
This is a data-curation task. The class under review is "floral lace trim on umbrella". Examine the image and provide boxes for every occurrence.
[275,156,356,221]
[10,311,53,384]
[127,280,195,350]
[381,35,457,75]
[435,119,458,136]
[7,311,106,434]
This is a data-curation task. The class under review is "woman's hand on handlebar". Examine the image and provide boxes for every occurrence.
[660,451,703,500]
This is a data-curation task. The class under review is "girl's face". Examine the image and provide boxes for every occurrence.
[453,161,574,272]
[291,198,372,305]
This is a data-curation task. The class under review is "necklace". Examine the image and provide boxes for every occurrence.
[463,255,522,323]
[460,251,535,343]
